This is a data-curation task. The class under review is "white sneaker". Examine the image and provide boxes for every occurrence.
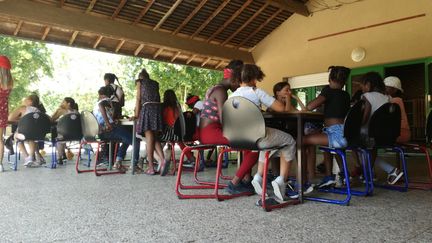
[24,157,34,167]
[271,180,287,201]
[387,168,404,185]
[251,178,264,196]
[0,163,4,172]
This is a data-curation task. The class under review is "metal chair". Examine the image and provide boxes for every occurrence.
[368,103,408,192]
[306,100,374,206]
[13,112,51,171]
[51,112,83,168]
[399,110,432,190]
[75,111,123,176]
[217,96,298,211]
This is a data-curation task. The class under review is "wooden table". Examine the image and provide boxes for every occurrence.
[263,111,324,202]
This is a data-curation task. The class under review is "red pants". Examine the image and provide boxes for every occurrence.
[235,151,259,179]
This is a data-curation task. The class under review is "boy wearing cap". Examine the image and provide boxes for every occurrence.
[376,76,409,184]
[0,55,13,172]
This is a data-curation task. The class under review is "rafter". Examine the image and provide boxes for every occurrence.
[215,60,225,69]
[172,0,208,35]
[153,0,183,31]
[222,2,269,46]
[153,48,164,58]
[41,26,51,40]
[171,51,181,62]
[266,0,309,17]
[186,54,196,64]
[59,0,65,8]
[191,0,230,38]
[13,20,23,36]
[133,0,155,25]
[115,39,125,53]
[112,0,127,19]
[207,0,253,42]
[69,30,79,45]
[86,0,97,13]
[237,9,283,48]
[93,36,103,49]
[134,44,144,56]
[201,57,211,67]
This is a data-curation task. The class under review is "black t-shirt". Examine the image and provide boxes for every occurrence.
[319,86,350,119]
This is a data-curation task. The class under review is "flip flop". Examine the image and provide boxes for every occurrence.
[144,168,156,175]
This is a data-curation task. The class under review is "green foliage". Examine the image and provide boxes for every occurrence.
[0,36,53,110]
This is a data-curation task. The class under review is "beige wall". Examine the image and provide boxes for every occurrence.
[253,0,432,92]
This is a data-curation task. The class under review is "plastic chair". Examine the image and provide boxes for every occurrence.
[51,113,83,168]
[75,111,123,176]
[218,96,299,211]
[367,103,408,192]
[399,110,432,190]
[305,100,373,206]
[13,112,51,171]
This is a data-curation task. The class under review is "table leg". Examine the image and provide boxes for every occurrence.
[297,116,303,203]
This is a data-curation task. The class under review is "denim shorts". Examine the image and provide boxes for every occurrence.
[323,124,347,148]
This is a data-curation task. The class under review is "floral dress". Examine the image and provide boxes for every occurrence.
[0,88,11,128]
[137,78,163,134]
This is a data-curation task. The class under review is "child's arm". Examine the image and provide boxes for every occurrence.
[291,94,307,111]
[305,96,325,111]
[51,108,65,122]
[8,106,25,122]
[99,102,112,131]
[212,87,228,121]
[269,99,286,112]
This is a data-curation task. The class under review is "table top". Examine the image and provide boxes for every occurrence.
[262,111,324,121]
[119,119,134,125]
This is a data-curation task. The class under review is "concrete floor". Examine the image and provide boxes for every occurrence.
[1,151,432,243]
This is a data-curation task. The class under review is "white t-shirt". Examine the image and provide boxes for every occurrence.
[230,86,275,109]
[193,100,203,126]
[361,91,390,135]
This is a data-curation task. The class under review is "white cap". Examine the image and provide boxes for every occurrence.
[384,76,403,92]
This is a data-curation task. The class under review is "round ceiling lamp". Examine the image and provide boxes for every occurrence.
[351,47,366,62]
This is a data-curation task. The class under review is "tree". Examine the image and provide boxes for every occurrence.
[0,36,53,110]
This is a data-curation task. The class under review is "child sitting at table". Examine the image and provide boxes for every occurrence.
[8,93,49,167]
[230,64,297,201]
[302,66,351,189]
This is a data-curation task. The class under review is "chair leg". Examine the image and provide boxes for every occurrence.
[373,147,408,192]
[408,146,432,190]
[95,142,125,176]
[50,141,57,169]
[13,142,18,171]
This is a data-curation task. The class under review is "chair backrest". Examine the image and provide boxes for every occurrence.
[16,112,51,141]
[57,113,83,141]
[80,111,100,141]
[426,109,432,143]
[174,111,196,142]
[368,102,401,146]
[222,96,266,150]
[343,100,365,147]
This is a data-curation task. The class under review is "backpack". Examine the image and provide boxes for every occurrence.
[109,84,125,107]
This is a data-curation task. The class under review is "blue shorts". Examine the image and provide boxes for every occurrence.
[323,124,347,148]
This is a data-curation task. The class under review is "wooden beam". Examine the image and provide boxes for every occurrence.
[86,0,97,13]
[266,0,309,17]
[222,2,269,46]
[41,26,50,40]
[153,0,182,31]
[237,9,282,47]
[133,0,155,25]
[172,0,208,35]
[207,0,253,42]
[93,35,103,48]
[171,51,181,62]
[215,60,225,69]
[201,57,211,67]
[59,0,65,8]
[0,0,254,62]
[112,0,127,19]
[186,54,196,64]
[69,30,79,45]
[153,48,164,58]
[14,20,23,36]
[191,0,230,38]
[134,44,144,56]
[115,39,125,53]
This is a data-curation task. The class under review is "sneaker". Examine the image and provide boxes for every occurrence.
[225,181,255,195]
[255,197,280,207]
[0,163,4,172]
[317,175,336,188]
[24,157,34,167]
[387,168,404,185]
[271,179,287,201]
[251,177,264,196]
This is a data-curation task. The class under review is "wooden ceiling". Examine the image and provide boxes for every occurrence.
[0,0,309,70]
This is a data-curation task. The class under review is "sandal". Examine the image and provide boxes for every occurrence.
[144,167,155,175]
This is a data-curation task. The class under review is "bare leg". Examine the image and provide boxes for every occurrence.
[279,156,292,182]
[18,142,29,158]
[154,139,165,163]
[28,141,36,159]
[57,143,66,158]
[144,130,155,170]
[323,152,333,176]
[305,145,316,182]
